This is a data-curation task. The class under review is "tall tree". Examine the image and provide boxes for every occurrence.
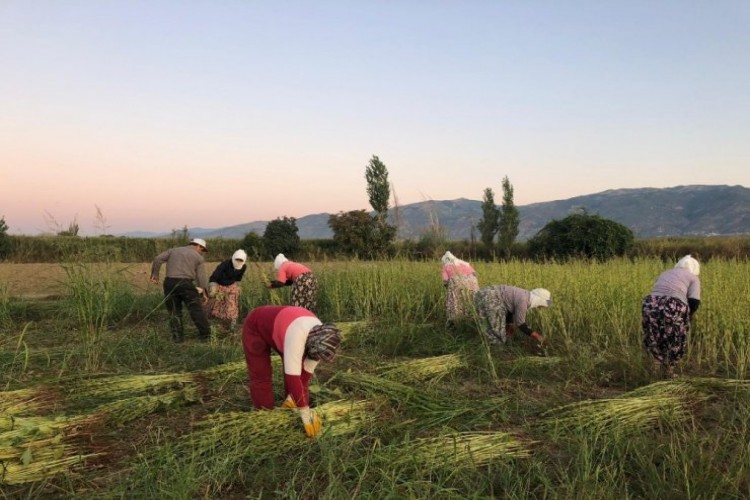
[477,188,500,251]
[497,176,520,259]
[365,155,390,222]
[364,155,396,255]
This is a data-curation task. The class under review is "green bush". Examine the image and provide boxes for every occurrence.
[528,213,635,261]
[0,217,10,261]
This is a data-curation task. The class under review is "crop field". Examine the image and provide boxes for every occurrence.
[0,258,749,498]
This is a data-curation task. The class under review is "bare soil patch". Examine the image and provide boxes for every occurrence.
[0,262,222,298]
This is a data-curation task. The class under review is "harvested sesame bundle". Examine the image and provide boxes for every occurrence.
[387,431,531,469]
[64,372,196,400]
[91,386,200,427]
[0,413,100,485]
[541,393,696,435]
[1,453,98,485]
[378,354,466,384]
[0,387,57,416]
[334,371,451,413]
[184,399,370,459]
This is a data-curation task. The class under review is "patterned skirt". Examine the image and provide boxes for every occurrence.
[206,283,241,322]
[642,294,690,366]
[291,272,318,313]
[474,287,508,344]
[446,274,479,322]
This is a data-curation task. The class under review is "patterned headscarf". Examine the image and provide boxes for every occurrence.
[305,323,342,362]
[675,254,700,276]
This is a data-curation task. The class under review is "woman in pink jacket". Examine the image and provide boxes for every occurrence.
[268,254,319,313]
[441,251,479,324]
[242,305,341,437]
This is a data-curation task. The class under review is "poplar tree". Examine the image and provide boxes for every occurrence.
[477,188,500,252]
[498,176,520,259]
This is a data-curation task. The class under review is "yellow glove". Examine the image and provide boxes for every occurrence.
[281,395,297,409]
[299,407,322,438]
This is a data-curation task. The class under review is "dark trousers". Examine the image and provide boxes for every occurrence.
[163,277,211,340]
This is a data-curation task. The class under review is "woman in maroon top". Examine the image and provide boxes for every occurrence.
[242,305,341,437]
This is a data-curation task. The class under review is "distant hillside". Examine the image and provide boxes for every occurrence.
[130,185,750,241]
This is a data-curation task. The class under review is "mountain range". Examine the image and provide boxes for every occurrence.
[125,185,750,241]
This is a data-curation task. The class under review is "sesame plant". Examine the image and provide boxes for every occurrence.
[0,257,748,497]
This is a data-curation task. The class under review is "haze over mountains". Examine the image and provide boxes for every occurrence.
[125,185,750,241]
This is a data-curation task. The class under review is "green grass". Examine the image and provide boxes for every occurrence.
[0,258,748,497]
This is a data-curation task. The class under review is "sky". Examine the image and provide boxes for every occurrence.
[1,1,749,236]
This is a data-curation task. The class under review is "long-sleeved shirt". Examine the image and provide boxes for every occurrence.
[150,246,209,291]
[441,263,476,282]
[209,259,246,286]
[248,305,322,407]
[650,268,701,305]
[276,261,312,283]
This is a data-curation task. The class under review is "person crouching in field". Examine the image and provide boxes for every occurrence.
[474,285,551,348]
[642,254,701,378]
[267,254,319,313]
[206,249,248,332]
[242,305,341,437]
[149,238,212,342]
[441,251,479,325]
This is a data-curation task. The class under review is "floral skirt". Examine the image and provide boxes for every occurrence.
[474,287,508,344]
[642,294,690,366]
[291,272,318,313]
[446,274,479,322]
[206,283,240,322]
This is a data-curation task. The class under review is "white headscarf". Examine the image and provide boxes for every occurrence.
[273,253,288,270]
[675,254,700,276]
[232,249,247,270]
[441,251,458,265]
[529,288,553,309]
[442,251,471,268]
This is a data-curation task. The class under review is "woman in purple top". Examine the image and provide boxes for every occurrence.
[474,285,551,347]
[642,254,701,377]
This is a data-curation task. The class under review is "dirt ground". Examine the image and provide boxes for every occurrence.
[0,262,223,298]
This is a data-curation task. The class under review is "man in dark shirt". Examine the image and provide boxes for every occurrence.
[150,238,211,342]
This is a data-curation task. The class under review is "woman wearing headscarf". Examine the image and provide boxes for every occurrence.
[642,254,701,377]
[440,251,479,324]
[242,305,342,437]
[268,254,319,313]
[474,285,551,346]
[206,249,248,330]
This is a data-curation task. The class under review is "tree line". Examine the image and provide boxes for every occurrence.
[4,155,744,263]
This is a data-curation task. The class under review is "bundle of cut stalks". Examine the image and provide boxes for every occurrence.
[197,361,247,381]
[92,386,200,426]
[504,356,563,369]
[0,413,101,485]
[0,414,94,446]
[64,372,196,400]
[541,394,692,434]
[0,387,56,416]
[334,372,451,413]
[335,321,368,339]
[1,453,98,485]
[378,354,466,384]
[388,431,531,469]
[184,400,369,459]
[679,377,750,396]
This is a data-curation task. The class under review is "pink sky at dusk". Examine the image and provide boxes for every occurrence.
[2,1,749,236]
